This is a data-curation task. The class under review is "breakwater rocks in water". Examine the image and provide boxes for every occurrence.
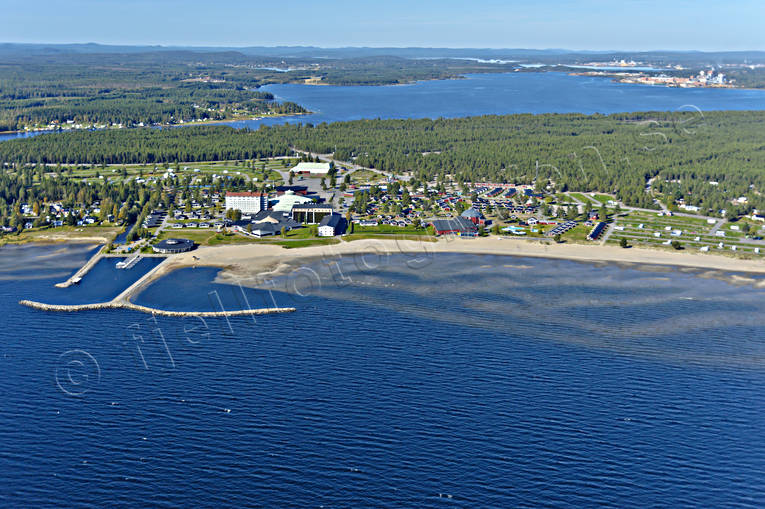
[18,299,296,317]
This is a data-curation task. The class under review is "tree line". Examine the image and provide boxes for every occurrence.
[1,110,763,211]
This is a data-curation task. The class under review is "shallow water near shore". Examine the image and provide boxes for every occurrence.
[2,244,765,507]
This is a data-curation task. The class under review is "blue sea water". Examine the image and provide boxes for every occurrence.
[1,244,765,507]
[2,72,764,141]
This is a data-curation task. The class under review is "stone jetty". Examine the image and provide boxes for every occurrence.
[19,299,296,317]
[55,249,104,288]
[28,253,297,317]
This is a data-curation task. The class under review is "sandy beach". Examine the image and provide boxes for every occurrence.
[147,237,765,292]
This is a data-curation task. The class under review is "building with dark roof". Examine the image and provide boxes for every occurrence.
[318,213,344,237]
[431,217,478,237]
[460,208,485,225]
[153,238,195,254]
[235,210,301,237]
[587,221,607,241]
[143,210,166,228]
[291,203,333,224]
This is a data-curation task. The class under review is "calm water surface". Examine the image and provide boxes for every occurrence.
[1,244,764,507]
[2,72,764,141]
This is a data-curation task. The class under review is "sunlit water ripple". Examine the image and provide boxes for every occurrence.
[1,245,764,507]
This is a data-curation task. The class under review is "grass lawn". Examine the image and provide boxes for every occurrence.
[274,238,341,249]
[281,227,315,239]
[344,233,437,243]
[350,169,385,183]
[156,228,343,249]
[560,224,595,243]
[350,224,429,235]
[0,225,122,245]
[590,194,613,205]
[566,192,591,204]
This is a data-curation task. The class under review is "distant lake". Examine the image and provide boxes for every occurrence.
[233,72,765,128]
[2,72,764,141]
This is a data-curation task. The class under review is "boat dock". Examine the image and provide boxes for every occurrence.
[116,254,141,269]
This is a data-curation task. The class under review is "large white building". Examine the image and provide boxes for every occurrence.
[225,192,267,214]
[272,190,313,212]
[291,162,331,175]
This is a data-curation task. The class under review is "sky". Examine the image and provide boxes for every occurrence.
[1,0,763,51]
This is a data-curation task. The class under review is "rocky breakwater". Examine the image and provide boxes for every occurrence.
[18,299,296,317]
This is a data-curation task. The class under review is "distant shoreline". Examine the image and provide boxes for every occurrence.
[0,111,312,137]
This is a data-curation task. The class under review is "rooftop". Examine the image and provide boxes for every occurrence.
[319,213,343,228]
[226,191,265,197]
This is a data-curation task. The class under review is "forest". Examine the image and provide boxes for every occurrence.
[1,110,763,212]
[0,50,520,131]
[2,46,764,132]
[0,51,310,132]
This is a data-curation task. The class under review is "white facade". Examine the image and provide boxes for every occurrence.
[225,192,266,214]
[318,225,335,237]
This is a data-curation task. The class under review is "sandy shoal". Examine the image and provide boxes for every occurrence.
[159,237,765,285]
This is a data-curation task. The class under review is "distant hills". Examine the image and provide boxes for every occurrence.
[1,42,765,65]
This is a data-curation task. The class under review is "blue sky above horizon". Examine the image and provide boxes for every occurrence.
[1,0,763,51]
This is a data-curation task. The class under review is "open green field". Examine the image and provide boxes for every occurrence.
[589,194,613,205]
[156,230,256,246]
[155,228,342,249]
[275,238,341,249]
[606,211,765,257]
[345,233,437,243]
[349,169,386,184]
[557,224,595,243]
[566,193,592,204]
[350,224,429,235]
[0,225,122,246]
[37,158,297,186]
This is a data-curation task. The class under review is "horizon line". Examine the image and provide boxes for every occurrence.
[1,42,764,54]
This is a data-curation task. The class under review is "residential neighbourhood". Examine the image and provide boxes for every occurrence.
[3,154,765,259]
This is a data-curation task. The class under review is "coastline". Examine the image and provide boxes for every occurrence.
[151,238,765,291]
[0,111,313,137]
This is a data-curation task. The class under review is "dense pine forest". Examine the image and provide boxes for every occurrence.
[1,111,763,211]
[2,46,764,132]
[0,51,313,132]
[0,50,519,131]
